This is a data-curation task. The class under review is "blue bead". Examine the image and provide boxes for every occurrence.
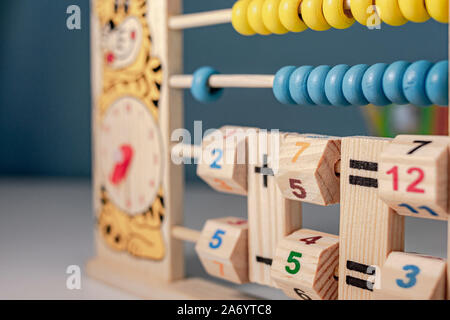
[342,64,369,106]
[403,60,433,107]
[289,66,315,106]
[325,64,351,107]
[273,66,296,105]
[362,63,391,106]
[426,60,448,106]
[383,61,411,105]
[190,66,223,103]
[307,65,332,106]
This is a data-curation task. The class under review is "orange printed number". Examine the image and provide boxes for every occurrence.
[289,178,306,199]
[213,261,224,276]
[291,142,310,163]
[214,178,233,191]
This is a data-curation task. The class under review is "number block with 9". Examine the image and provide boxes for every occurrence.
[197,126,258,196]
[275,134,341,206]
[270,229,339,300]
[373,251,447,300]
[195,217,249,284]
[379,135,450,220]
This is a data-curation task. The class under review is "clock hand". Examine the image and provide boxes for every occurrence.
[110,144,134,185]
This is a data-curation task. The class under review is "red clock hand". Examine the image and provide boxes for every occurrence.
[110,144,133,185]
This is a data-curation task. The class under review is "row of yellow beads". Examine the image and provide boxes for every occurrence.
[232,0,448,35]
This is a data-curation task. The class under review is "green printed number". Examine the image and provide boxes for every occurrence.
[209,229,226,249]
[285,251,302,275]
[210,149,223,169]
[396,264,420,288]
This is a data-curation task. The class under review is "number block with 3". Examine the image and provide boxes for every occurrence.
[197,126,258,196]
[373,251,447,300]
[379,135,450,220]
[195,217,249,284]
[275,134,341,206]
[270,229,339,300]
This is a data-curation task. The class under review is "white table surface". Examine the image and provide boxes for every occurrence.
[0,178,446,299]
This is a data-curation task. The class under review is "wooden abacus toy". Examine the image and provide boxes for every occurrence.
[87,0,449,300]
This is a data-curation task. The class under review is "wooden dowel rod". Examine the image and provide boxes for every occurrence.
[172,226,201,243]
[171,143,202,159]
[168,0,351,30]
[170,74,274,89]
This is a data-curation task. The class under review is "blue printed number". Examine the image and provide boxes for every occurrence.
[210,149,223,169]
[396,264,420,288]
[209,229,226,249]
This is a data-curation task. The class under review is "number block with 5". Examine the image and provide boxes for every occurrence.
[275,134,341,206]
[270,229,339,300]
[379,135,450,220]
[195,217,249,284]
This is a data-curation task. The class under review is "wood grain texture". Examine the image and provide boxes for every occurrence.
[379,135,450,221]
[195,217,249,284]
[275,133,341,206]
[88,0,185,292]
[247,131,302,287]
[271,229,339,300]
[373,252,447,300]
[339,137,405,300]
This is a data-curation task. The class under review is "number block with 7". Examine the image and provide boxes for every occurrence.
[373,251,447,300]
[275,134,341,206]
[195,217,249,284]
[379,135,450,220]
[270,229,339,300]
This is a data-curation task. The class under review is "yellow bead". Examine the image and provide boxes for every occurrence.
[232,0,256,35]
[279,0,308,32]
[425,0,448,23]
[262,0,289,34]
[301,0,331,31]
[350,0,381,27]
[398,0,430,23]
[376,0,407,26]
[323,0,355,29]
[248,0,272,35]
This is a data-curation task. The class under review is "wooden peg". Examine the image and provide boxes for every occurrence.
[195,217,249,284]
[373,251,447,300]
[275,133,341,206]
[379,135,450,221]
[197,126,258,196]
[339,137,405,300]
[271,229,339,300]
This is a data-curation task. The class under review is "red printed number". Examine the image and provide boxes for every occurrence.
[387,166,425,194]
[300,236,322,245]
[289,179,306,199]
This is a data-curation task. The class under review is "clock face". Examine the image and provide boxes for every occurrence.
[99,97,163,215]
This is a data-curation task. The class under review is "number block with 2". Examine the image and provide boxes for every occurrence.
[275,134,341,206]
[197,126,257,196]
[379,135,450,220]
[373,251,447,300]
[270,229,339,300]
[195,217,249,284]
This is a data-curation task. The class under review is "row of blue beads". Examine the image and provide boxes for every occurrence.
[273,60,448,107]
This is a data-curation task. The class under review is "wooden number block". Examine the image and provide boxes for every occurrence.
[271,229,339,300]
[275,133,341,206]
[247,131,302,287]
[197,126,257,196]
[373,252,447,300]
[379,135,450,221]
[339,137,405,300]
[195,217,249,284]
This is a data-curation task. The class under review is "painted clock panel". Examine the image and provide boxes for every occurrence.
[99,96,163,215]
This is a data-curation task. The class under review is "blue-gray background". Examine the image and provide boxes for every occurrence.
[0,0,447,180]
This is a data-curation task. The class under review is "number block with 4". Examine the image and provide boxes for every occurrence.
[197,126,258,196]
[379,135,450,220]
[195,217,249,284]
[271,229,339,300]
[275,134,341,206]
[373,251,447,300]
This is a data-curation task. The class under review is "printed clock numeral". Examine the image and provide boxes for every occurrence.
[289,178,307,199]
[210,148,223,169]
[285,251,302,275]
[386,166,425,194]
[209,229,226,249]
[396,264,420,289]
[300,236,322,245]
